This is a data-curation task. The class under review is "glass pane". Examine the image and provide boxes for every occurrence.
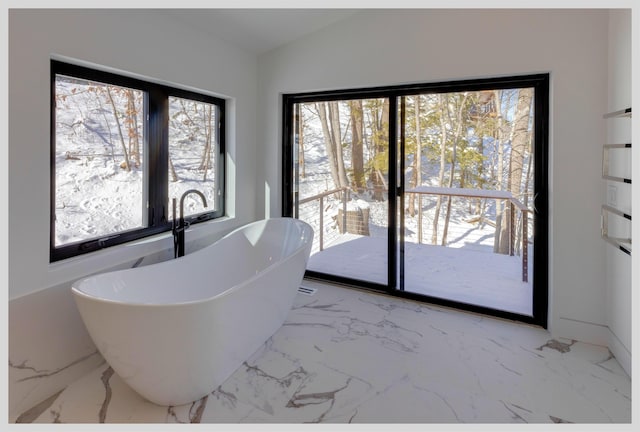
[168,97,218,219]
[294,99,389,286]
[54,75,145,246]
[402,89,534,316]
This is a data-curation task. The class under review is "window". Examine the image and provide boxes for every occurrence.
[51,60,225,261]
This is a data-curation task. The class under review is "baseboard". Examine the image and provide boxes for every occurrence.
[607,328,631,378]
[549,316,609,347]
[550,316,631,378]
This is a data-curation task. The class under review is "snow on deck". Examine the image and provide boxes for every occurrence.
[307,234,533,316]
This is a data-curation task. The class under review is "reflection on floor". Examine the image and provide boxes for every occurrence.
[19,280,630,424]
[308,235,533,315]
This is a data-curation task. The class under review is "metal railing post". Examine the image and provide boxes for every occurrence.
[522,210,528,282]
[319,195,324,251]
[342,188,347,234]
[418,193,423,244]
[510,201,516,256]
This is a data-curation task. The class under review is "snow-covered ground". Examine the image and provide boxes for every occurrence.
[54,76,217,247]
[308,234,532,316]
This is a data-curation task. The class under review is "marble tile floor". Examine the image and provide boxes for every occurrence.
[16,280,631,424]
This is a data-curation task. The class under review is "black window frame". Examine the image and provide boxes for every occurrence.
[282,73,549,328]
[50,60,225,262]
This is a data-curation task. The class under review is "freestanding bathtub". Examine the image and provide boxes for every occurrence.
[72,217,313,406]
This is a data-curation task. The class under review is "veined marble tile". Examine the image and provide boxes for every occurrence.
[14,281,632,424]
[8,255,156,421]
[9,280,106,421]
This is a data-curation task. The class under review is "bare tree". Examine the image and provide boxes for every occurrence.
[106,86,130,171]
[494,88,533,254]
[493,90,508,254]
[169,158,179,182]
[508,88,533,198]
[298,104,306,179]
[441,92,469,246]
[507,88,533,254]
[199,104,214,181]
[407,96,422,217]
[328,101,349,188]
[316,102,341,189]
[349,100,365,192]
[367,99,389,201]
[431,94,449,245]
[125,89,141,168]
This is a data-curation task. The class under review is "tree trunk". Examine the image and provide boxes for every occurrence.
[472,93,485,219]
[508,88,533,199]
[349,100,365,192]
[407,96,422,217]
[517,133,534,255]
[200,104,213,181]
[97,103,116,163]
[329,101,349,188]
[298,104,306,179]
[524,134,533,209]
[493,90,509,254]
[169,157,178,182]
[316,102,341,189]
[368,99,389,201]
[106,87,130,171]
[432,93,449,245]
[126,90,141,168]
[441,93,469,246]
[506,88,533,256]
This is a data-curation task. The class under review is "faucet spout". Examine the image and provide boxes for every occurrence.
[179,189,208,222]
[173,189,208,258]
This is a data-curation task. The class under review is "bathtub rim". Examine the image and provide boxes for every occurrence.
[71,217,313,308]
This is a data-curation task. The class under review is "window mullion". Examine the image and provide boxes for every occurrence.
[147,87,169,228]
[216,103,225,216]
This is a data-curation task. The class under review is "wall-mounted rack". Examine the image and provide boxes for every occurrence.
[602,143,632,184]
[603,107,632,118]
[601,205,632,255]
[602,107,632,256]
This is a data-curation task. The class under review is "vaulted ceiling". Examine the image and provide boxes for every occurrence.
[163,9,359,55]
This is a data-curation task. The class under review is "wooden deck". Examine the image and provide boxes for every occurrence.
[405,186,529,282]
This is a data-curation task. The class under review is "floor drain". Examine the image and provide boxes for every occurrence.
[297,286,317,296]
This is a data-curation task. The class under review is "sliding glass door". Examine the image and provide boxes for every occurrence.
[283,74,548,327]
[398,89,536,316]
[287,98,391,287]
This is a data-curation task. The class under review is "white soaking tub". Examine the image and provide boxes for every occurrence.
[72,218,313,406]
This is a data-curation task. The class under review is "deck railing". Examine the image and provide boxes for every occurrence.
[406,186,530,282]
[298,186,530,282]
[298,187,349,252]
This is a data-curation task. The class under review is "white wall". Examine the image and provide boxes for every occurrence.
[257,9,610,345]
[605,9,632,376]
[8,9,259,418]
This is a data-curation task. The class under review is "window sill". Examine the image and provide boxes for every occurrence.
[47,216,236,289]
